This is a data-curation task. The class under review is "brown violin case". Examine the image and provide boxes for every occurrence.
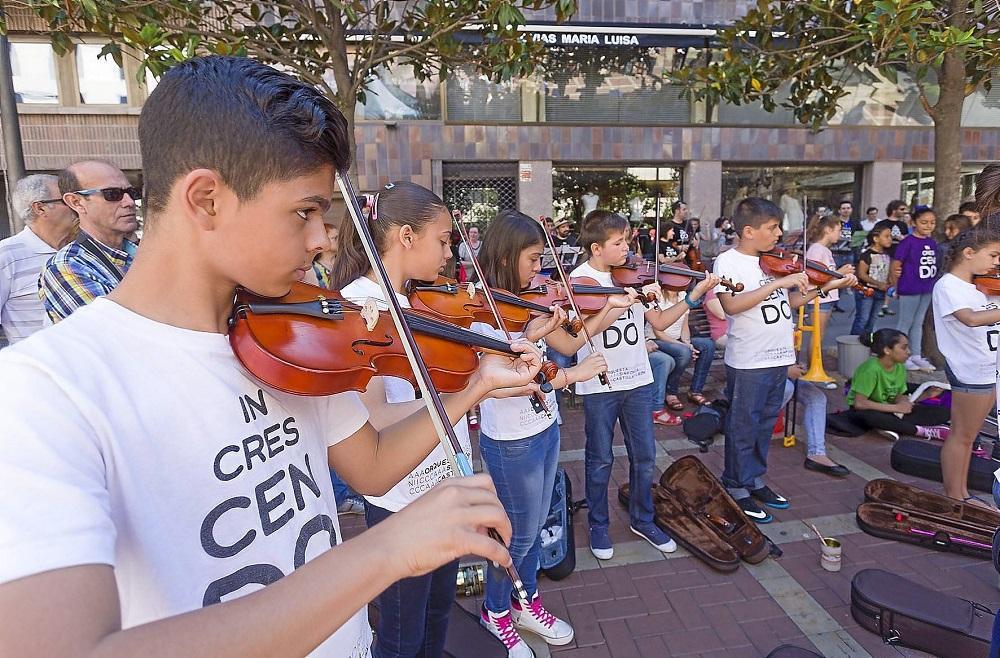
[618,455,777,572]
[856,479,1000,560]
[851,568,994,657]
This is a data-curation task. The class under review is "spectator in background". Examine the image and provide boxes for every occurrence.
[458,224,483,283]
[942,214,972,245]
[890,206,940,372]
[862,207,879,231]
[703,288,728,350]
[0,174,78,344]
[879,199,911,317]
[38,160,139,322]
[959,201,981,227]
[552,218,578,248]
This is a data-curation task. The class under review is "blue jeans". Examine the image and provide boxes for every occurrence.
[896,293,933,358]
[479,422,560,612]
[365,502,458,658]
[330,468,357,504]
[781,379,827,457]
[654,337,716,395]
[723,365,788,499]
[582,382,657,529]
[647,349,675,413]
[850,289,886,336]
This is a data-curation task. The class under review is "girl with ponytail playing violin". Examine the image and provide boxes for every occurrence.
[931,226,1000,506]
[332,181,513,658]
[470,210,617,656]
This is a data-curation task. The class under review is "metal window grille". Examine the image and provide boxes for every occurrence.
[442,162,518,225]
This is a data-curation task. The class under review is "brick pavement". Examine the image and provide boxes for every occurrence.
[341,355,1000,657]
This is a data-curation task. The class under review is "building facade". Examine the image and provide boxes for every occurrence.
[2,1,999,237]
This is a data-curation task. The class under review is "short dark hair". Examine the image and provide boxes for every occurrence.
[866,207,878,214]
[579,209,628,258]
[733,197,782,237]
[886,199,906,217]
[138,56,351,218]
[838,200,853,208]
[959,201,979,214]
[670,199,686,214]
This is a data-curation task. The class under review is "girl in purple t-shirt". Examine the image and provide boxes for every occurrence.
[890,207,939,371]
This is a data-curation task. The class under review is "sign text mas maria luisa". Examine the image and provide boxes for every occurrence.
[530,32,639,46]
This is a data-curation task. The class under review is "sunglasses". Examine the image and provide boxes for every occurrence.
[37,198,66,206]
[72,186,142,202]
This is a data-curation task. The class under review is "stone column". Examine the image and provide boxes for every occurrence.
[861,161,903,218]
[682,160,722,238]
[517,160,553,220]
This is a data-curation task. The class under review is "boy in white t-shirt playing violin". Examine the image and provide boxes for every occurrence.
[0,57,544,658]
[571,210,718,560]
[712,198,856,523]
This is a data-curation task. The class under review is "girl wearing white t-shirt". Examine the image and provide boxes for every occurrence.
[471,210,613,656]
[931,227,1000,505]
[332,181,478,658]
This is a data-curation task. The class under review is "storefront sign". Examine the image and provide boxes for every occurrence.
[529,32,640,46]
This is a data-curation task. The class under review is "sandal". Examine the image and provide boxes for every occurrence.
[687,392,709,406]
[963,495,995,510]
[664,395,684,411]
[652,410,682,426]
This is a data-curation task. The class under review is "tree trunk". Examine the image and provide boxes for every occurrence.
[931,52,966,219]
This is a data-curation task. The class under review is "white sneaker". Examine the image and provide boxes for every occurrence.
[511,593,575,646]
[914,356,936,371]
[876,429,900,441]
[481,608,535,657]
[336,498,364,515]
[904,357,921,371]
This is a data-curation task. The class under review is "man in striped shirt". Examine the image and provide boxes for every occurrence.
[38,161,139,323]
[0,174,78,344]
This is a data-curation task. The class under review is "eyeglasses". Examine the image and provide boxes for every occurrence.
[72,186,142,202]
[37,198,66,206]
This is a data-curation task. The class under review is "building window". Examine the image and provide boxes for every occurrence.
[446,68,521,122]
[10,42,58,104]
[542,47,691,124]
[442,161,518,224]
[901,165,983,209]
[356,65,440,120]
[76,44,127,104]
[721,166,860,232]
[552,165,682,224]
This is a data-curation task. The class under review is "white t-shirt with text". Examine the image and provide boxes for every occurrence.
[0,298,372,656]
[570,261,653,395]
[932,273,1000,385]
[341,276,472,512]
[713,249,796,370]
[471,322,557,441]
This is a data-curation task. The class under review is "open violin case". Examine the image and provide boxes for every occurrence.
[856,479,1000,559]
[618,455,778,572]
[538,467,576,581]
[890,439,996,493]
[851,568,994,657]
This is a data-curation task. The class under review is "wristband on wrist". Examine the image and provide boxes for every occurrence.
[684,295,702,309]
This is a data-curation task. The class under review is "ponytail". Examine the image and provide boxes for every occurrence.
[859,328,906,357]
[331,181,447,289]
[806,214,840,245]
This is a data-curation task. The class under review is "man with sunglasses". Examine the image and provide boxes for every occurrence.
[0,174,78,345]
[38,160,140,322]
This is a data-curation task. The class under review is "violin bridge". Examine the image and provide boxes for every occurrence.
[361,298,379,332]
[465,282,476,299]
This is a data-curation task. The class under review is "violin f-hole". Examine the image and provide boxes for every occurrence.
[351,335,394,355]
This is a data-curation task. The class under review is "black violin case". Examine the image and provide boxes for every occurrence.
[890,438,996,492]
[851,568,994,657]
[538,467,576,581]
[857,479,1000,559]
[618,455,777,572]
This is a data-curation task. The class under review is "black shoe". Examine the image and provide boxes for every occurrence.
[736,496,773,523]
[832,306,846,313]
[750,485,790,509]
[804,457,850,478]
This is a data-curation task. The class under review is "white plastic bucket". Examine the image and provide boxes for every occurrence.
[836,334,869,378]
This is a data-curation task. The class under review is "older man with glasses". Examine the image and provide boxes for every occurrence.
[39,160,140,323]
[0,174,78,344]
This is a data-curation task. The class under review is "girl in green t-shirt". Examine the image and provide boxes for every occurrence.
[847,329,950,440]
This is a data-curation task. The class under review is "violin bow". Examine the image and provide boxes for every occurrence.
[536,216,612,388]
[452,210,553,418]
[337,173,530,603]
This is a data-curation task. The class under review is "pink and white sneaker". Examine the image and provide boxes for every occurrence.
[917,425,950,441]
[481,608,535,658]
[510,593,575,645]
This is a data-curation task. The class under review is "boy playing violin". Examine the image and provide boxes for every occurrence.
[712,198,856,523]
[0,56,544,657]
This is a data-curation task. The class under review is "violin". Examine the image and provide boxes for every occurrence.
[408,275,584,337]
[230,282,558,396]
[760,249,873,297]
[973,268,1000,296]
[612,257,744,294]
